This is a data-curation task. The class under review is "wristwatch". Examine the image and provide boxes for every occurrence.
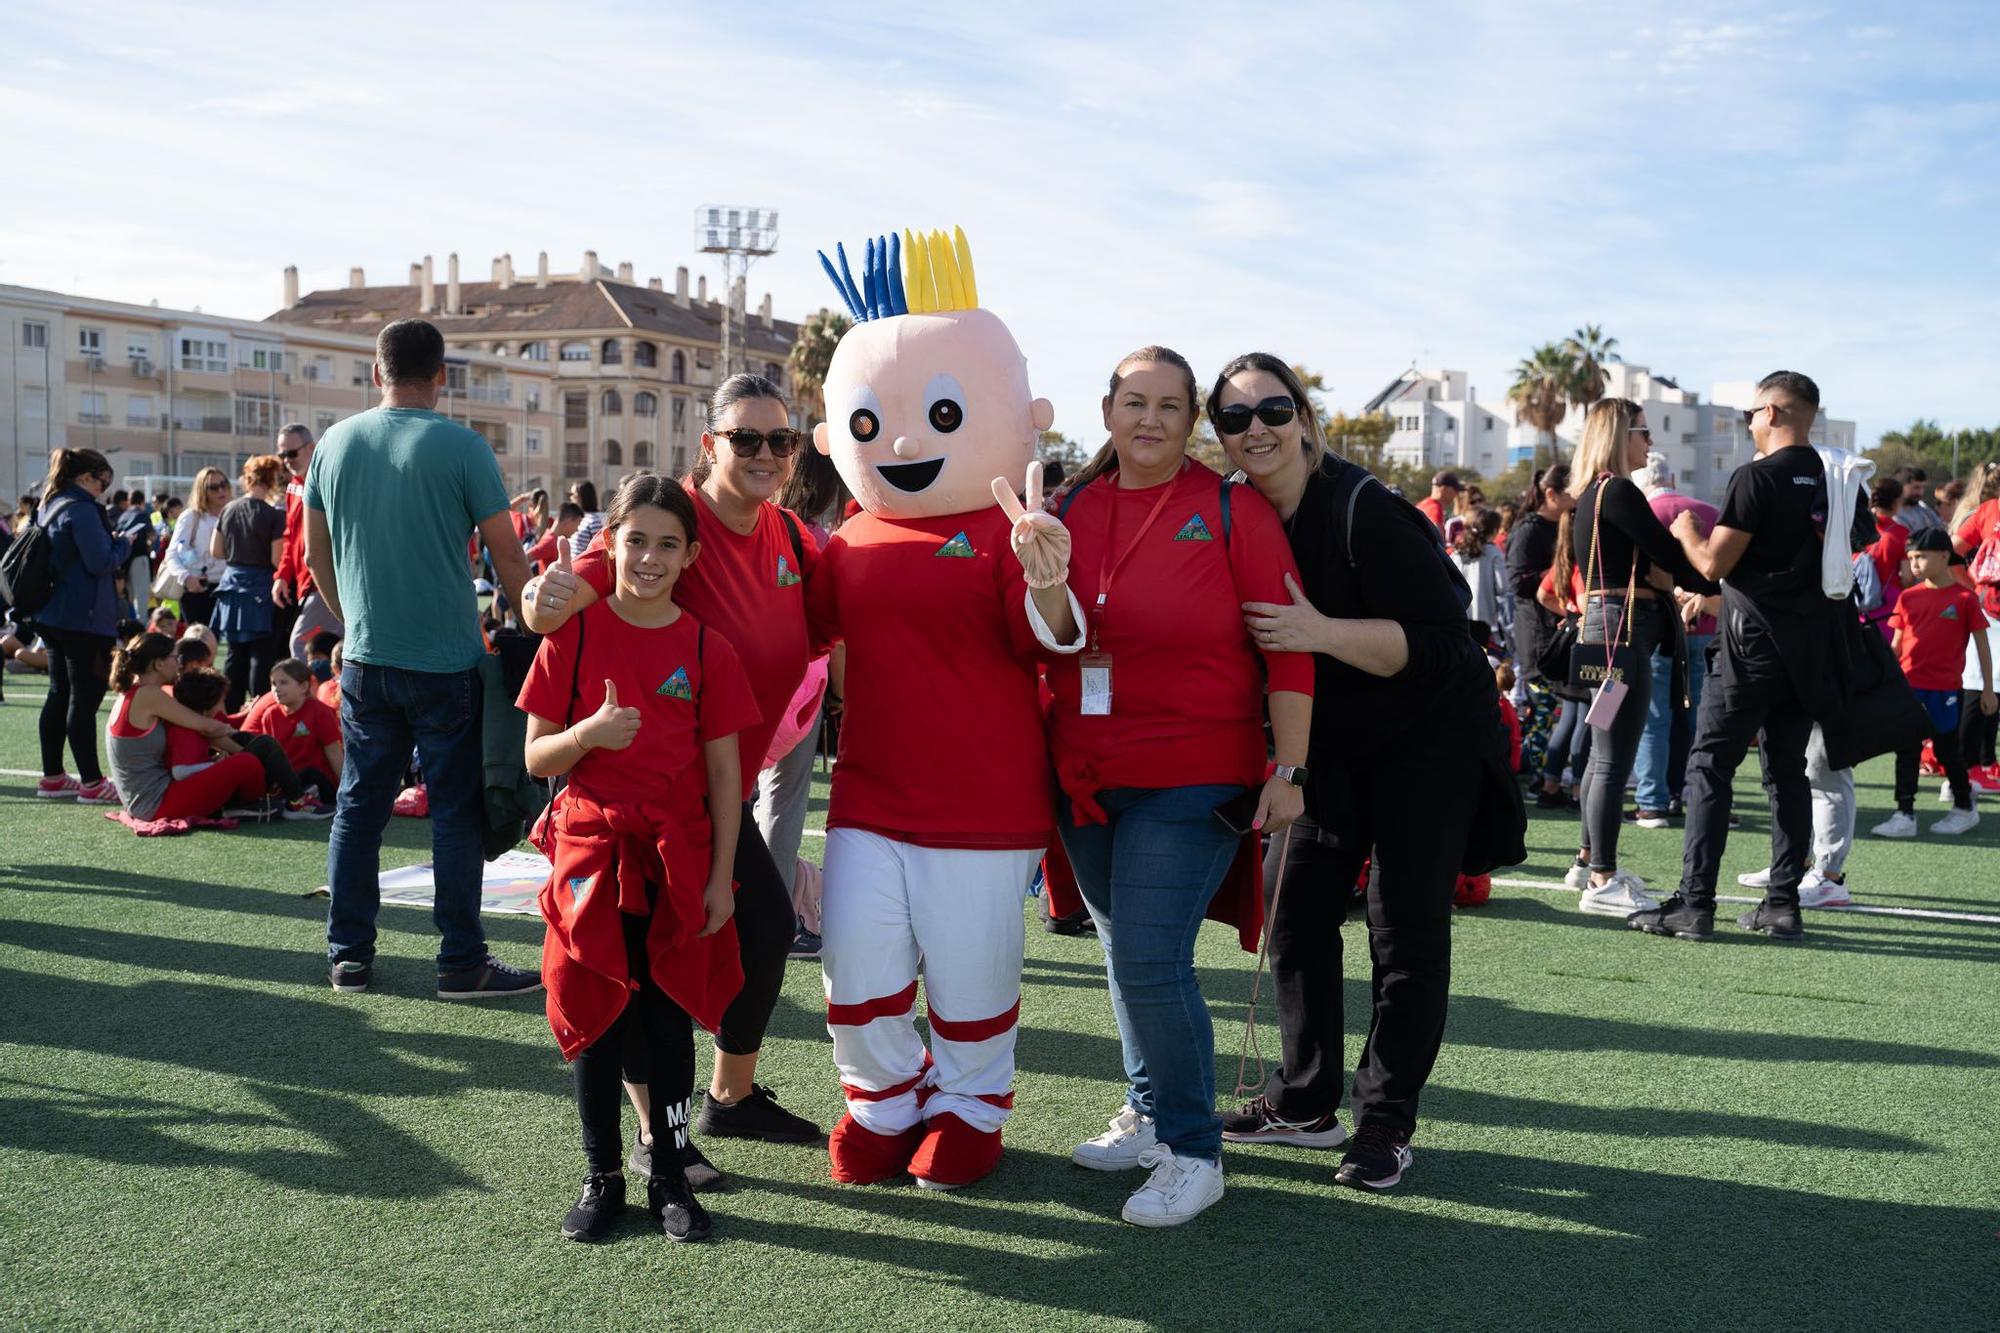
[1274,764,1309,788]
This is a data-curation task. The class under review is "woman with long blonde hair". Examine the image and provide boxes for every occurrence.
[167,466,232,627]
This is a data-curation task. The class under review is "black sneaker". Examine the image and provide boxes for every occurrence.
[1037,892,1096,935]
[1335,1124,1414,1191]
[648,1169,711,1242]
[1220,1094,1347,1147]
[1737,901,1804,941]
[1534,787,1569,810]
[327,959,371,993]
[223,795,283,822]
[1626,893,1715,941]
[436,955,543,1000]
[629,1130,726,1192]
[696,1084,821,1143]
[561,1172,626,1243]
[788,927,823,960]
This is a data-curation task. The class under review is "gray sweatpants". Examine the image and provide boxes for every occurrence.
[288,591,345,660]
[1806,724,1855,877]
[753,703,823,898]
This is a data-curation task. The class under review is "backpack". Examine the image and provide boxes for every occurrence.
[1970,529,2000,619]
[0,498,69,618]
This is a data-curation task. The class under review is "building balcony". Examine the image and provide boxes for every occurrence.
[467,384,512,404]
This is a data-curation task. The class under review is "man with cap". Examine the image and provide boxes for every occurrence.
[1416,471,1461,536]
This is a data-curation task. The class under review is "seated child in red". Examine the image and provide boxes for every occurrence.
[164,665,233,779]
[517,475,760,1245]
[245,658,343,804]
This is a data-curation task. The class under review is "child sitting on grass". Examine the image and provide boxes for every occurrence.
[165,662,323,821]
[244,658,341,809]
[317,642,343,710]
[147,606,180,641]
[306,630,339,685]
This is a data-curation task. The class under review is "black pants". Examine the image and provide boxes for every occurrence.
[180,589,216,630]
[1678,615,1813,910]
[1259,756,1478,1138]
[39,626,113,782]
[577,915,694,1175]
[1960,690,1998,767]
[1896,694,1971,813]
[1578,597,1663,873]
[224,633,283,713]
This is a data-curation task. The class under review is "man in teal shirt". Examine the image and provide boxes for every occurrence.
[305,318,537,997]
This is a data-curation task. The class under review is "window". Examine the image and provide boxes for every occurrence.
[521,341,549,362]
[564,441,589,474]
[78,327,104,358]
[695,349,714,371]
[605,440,623,466]
[445,363,468,394]
[600,339,623,365]
[315,411,336,437]
[127,393,155,427]
[524,389,541,412]
[564,392,588,428]
[671,398,688,437]
[559,341,591,362]
[312,354,332,382]
[1484,417,1493,431]
[670,350,686,383]
[240,344,283,371]
[351,359,371,386]
[179,337,227,372]
[527,429,544,456]
[126,334,153,362]
[600,389,622,415]
[765,361,782,384]
[633,391,657,417]
[236,393,277,435]
[670,445,687,476]
[1662,414,1671,431]
[21,319,47,349]
[633,441,654,468]
[23,385,47,419]
[634,341,657,368]
[78,390,109,424]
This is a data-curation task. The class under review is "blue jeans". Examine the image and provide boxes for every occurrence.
[1057,784,1245,1162]
[1635,633,1710,812]
[327,661,487,971]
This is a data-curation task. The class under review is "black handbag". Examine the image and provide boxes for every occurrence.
[1537,613,1578,682]
[1821,606,1933,771]
[1568,479,1641,693]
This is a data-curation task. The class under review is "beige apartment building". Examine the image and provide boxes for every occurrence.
[264,249,801,497]
[0,284,563,505]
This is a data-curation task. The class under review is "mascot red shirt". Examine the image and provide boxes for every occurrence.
[809,228,1085,1191]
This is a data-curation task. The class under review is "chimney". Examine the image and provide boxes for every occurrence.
[647,276,663,292]
[616,260,634,283]
[536,251,549,288]
[675,266,689,307]
[583,249,599,279]
[490,256,504,282]
[446,252,461,314]
[759,292,773,328]
[408,261,423,288]
[348,266,366,289]
[500,253,514,289]
[697,275,708,303]
[282,265,299,308]
[421,254,435,313]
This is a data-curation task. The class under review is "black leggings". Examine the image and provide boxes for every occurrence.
[39,626,113,782]
[577,916,694,1175]
[1960,691,1998,767]
[224,633,284,713]
[229,732,303,800]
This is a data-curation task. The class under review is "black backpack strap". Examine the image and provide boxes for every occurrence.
[778,507,805,568]
[1219,477,1234,549]
[1056,482,1085,522]
[696,623,706,704]
[563,611,586,725]
[1342,468,1379,570]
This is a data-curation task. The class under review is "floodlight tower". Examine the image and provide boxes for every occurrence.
[695,205,779,379]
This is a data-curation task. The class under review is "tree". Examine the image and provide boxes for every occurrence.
[785,307,850,424]
[1562,324,1620,411]
[1873,418,2000,481]
[1324,409,1396,475]
[1508,342,1577,465]
[1037,430,1090,475]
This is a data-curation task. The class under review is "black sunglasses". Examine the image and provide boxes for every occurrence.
[278,447,303,462]
[716,427,802,458]
[1213,396,1296,437]
[1742,404,1774,426]
[205,481,230,492]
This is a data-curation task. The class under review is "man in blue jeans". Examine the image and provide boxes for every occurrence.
[1630,456,1717,825]
[304,318,537,998]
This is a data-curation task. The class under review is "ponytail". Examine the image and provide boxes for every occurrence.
[1551,508,1578,612]
[43,448,111,504]
[110,632,176,693]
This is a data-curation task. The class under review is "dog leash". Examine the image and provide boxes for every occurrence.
[1233,823,1295,1101]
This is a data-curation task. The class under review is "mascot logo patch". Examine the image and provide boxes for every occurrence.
[776,555,801,587]
[935,531,975,558]
[1943,604,1960,621]
[294,721,311,737]
[568,875,593,904]
[1174,514,1213,542]
[657,667,693,700]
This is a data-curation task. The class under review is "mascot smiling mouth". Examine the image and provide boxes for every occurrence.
[876,458,944,492]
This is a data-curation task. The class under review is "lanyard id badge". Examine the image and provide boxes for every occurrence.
[1080,647,1112,715]
[1080,464,1185,718]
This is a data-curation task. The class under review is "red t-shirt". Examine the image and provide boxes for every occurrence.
[1954,499,2000,611]
[1890,582,1987,690]
[517,602,760,809]
[1868,513,1908,594]
[275,477,314,598]
[248,693,343,777]
[1045,464,1313,795]
[575,486,818,799]
[164,723,214,773]
[1538,565,1586,614]
[1416,496,1447,533]
[806,505,1052,849]
[527,530,564,568]
[316,677,341,711]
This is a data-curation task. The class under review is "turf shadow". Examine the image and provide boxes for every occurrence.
[1414,1083,1929,1152]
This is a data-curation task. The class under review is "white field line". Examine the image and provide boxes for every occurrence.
[1491,876,2000,927]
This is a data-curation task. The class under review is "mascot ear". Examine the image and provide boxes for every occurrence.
[1032,397,1054,432]
[813,421,831,456]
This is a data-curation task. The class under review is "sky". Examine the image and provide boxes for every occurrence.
[4,0,1997,453]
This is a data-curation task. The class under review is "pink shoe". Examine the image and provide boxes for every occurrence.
[35,774,80,799]
[77,778,121,805]
[1970,765,2000,795]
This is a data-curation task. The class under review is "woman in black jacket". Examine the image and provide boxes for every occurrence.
[1207,353,1505,1193]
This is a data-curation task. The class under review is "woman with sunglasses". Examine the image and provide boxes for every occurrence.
[1212,353,1505,1193]
[32,447,131,803]
[1049,346,1312,1228]
[521,373,824,1188]
[167,467,232,628]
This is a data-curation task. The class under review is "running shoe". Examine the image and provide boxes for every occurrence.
[34,774,80,799]
[1334,1125,1414,1191]
[1219,1095,1346,1148]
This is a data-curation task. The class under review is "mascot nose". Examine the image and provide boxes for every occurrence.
[891,435,922,459]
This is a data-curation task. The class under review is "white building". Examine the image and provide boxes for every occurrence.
[1363,369,1515,476]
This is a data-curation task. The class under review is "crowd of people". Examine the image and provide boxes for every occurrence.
[2,314,1991,1245]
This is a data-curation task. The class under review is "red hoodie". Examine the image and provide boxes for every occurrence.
[275,476,315,600]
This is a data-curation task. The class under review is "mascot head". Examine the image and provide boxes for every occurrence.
[812,227,1053,519]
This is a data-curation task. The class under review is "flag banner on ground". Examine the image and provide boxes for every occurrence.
[307,848,549,915]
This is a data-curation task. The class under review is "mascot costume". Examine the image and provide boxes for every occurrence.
[808,228,1085,1190]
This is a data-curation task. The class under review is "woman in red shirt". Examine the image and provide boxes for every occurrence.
[1047,346,1312,1229]
[520,374,822,1182]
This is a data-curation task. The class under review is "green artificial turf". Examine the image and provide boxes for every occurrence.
[1,673,1996,1330]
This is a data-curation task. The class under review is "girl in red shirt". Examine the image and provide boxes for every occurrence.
[1048,346,1312,1229]
[245,659,342,808]
[520,475,760,1244]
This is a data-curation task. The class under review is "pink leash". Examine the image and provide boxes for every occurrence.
[1233,824,1295,1101]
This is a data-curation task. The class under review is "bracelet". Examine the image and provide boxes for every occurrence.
[570,725,590,752]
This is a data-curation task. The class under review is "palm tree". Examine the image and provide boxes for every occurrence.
[786,308,851,425]
[1508,342,1577,464]
[1562,324,1620,411]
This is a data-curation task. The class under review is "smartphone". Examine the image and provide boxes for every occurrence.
[1213,788,1261,837]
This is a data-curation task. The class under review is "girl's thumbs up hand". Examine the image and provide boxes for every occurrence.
[578,678,641,752]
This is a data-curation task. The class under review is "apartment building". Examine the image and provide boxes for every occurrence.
[1364,368,1516,476]
[264,250,801,496]
[0,285,561,504]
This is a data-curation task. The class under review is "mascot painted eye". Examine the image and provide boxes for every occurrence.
[929,400,962,433]
[851,408,881,443]
[922,372,966,435]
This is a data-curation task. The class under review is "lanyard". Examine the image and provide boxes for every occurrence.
[1090,460,1186,648]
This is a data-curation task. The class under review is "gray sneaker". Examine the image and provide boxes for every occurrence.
[436,955,541,1000]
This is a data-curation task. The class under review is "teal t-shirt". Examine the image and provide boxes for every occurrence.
[304,407,508,673]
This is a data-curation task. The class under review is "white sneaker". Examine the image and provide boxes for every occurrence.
[1797,870,1852,909]
[1737,866,1774,889]
[1871,812,1918,839]
[1563,862,1591,891]
[1120,1146,1224,1228]
[1579,873,1658,916]
[1931,807,1980,836]
[1938,780,1953,804]
[1071,1105,1157,1171]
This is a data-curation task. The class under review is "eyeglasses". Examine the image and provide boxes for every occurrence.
[715,427,802,458]
[278,447,302,462]
[1212,396,1297,437]
[1743,404,1775,426]
[206,482,230,492]
[1628,427,1652,440]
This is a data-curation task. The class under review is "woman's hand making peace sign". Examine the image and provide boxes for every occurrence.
[991,463,1072,590]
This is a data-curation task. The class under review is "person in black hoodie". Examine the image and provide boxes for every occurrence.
[1207,353,1502,1194]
